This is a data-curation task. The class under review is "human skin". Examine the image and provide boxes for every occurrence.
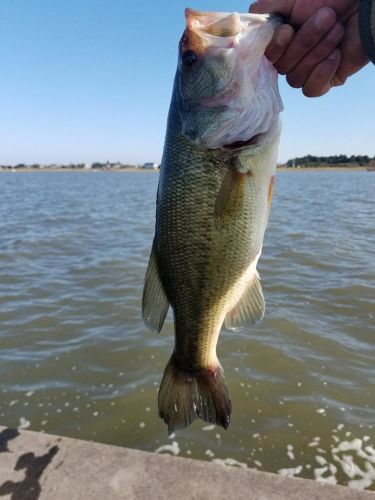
[249,0,369,97]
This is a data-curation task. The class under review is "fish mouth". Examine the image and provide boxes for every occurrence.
[180,9,282,59]
[223,134,262,149]
[222,118,281,151]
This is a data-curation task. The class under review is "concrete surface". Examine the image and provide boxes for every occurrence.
[0,425,374,499]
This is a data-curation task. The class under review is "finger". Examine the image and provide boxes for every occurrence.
[331,73,347,87]
[264,24,295,64]
[332,13,369,87]
[286,22,344,88]
[249,0,294,16]
[274,7,337,75]
[302,49,341,97]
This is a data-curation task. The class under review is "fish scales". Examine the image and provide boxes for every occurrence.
[158,110,262,361]
[143,9,283,433]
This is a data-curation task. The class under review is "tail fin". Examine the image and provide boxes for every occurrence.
[158,356,231,434]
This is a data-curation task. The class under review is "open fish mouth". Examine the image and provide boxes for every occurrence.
[223,134,262,149]
[184,8,282,36]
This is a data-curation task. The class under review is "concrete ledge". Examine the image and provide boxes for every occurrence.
[0,426,374,499]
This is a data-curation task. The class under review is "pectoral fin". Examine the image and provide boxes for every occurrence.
[214,169,247,222]
[225,271,265,331]
[142,244,169,333]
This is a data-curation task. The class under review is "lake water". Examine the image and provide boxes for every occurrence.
[0,170,374,490]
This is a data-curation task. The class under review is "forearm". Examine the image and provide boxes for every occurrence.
[359,0,375,62]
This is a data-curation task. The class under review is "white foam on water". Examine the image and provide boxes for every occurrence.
[349,478,373,490]
[317,432,375,489]
[274,426,374,490]
[308,437,320,447]
[205,449,215,458]
[278,465,303,478]
[212,458,248,468]
[18,417,31,429]
[155,441,180,456]
[25,391,34,397]
[315,455,327,466]
[287,444,295,460]
[314,464,338,486]
[202,424,215,431]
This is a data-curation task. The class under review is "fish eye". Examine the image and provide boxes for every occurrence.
[182,50,198,66]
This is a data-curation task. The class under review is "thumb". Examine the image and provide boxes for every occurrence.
[249,0,294,16]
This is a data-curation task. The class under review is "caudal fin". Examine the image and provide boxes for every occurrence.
[158,356,231,434]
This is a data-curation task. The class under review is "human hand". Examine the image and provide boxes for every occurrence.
[249,0,369,97]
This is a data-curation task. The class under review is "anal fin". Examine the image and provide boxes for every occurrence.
[225,271,265,331]
[142,244,169,333]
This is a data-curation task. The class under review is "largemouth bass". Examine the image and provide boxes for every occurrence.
[143,8,283,433]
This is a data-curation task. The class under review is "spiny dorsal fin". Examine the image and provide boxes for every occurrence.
[225,271,265,331]
[142,244,169,333]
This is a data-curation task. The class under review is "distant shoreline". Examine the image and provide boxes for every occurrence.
[0,166,370,173]
[277,166,369,172]
[0,167,156,173]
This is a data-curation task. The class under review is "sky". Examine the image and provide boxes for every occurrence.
[0,0,374,165]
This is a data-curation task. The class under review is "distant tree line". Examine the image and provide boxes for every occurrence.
[286,154,375,167]
[0,162,138,170]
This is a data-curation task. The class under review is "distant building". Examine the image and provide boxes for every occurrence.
[143,162,159,170]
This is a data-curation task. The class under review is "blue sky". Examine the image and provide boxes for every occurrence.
[0,0,374,165]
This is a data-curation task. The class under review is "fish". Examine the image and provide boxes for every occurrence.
[142,8,283,434]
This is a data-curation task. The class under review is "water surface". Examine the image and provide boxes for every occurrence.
[0,171,374,489]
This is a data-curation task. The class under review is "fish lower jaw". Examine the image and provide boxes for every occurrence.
[222,132,262,149]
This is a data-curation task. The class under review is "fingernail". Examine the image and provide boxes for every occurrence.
[275,26,293,47]
[314,8,335,29]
